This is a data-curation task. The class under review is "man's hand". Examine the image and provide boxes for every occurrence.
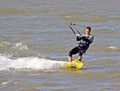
[75,34,80,37]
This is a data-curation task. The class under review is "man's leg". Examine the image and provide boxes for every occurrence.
[78,49,86,61]
[68,47,79,62]
[77,55,82,61]
[68,56,72,62]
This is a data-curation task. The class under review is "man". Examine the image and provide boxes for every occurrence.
[68,26,94,62]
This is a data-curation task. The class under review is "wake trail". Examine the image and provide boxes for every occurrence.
[0,55,67,71]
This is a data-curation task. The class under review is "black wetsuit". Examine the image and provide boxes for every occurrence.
[69,35,94,56]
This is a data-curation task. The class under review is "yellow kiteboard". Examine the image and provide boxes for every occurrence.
[63,59,84,70]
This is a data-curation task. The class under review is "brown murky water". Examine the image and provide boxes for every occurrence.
[0,0,120,91]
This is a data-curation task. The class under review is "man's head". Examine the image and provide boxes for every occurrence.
[85,26,91,35]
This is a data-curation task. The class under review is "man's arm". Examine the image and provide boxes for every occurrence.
[81,36,94,43]
[75,34,81,41]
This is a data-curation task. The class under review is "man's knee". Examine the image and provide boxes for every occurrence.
[68,52,72,57]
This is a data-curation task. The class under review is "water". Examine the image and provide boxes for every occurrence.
[0,0,120,91]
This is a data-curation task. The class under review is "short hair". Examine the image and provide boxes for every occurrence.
[86,26,91,31]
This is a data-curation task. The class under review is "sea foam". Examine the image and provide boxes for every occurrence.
[0,55,67,71]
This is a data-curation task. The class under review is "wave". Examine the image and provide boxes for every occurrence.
[108,46,119,50]
[0,55,67,71]
[0,41,67,71]
[0,41,28,51]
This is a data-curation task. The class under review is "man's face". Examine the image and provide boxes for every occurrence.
[85,29,90,35]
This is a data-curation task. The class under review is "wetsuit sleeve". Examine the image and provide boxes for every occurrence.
[81,36,94,44]
[89,36,94,43]
[76,36,81,41]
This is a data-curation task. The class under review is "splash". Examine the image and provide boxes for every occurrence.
[0,55,67,71]
[13,42,28,50]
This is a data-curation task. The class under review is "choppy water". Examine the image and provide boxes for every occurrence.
[0,0,120,91]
